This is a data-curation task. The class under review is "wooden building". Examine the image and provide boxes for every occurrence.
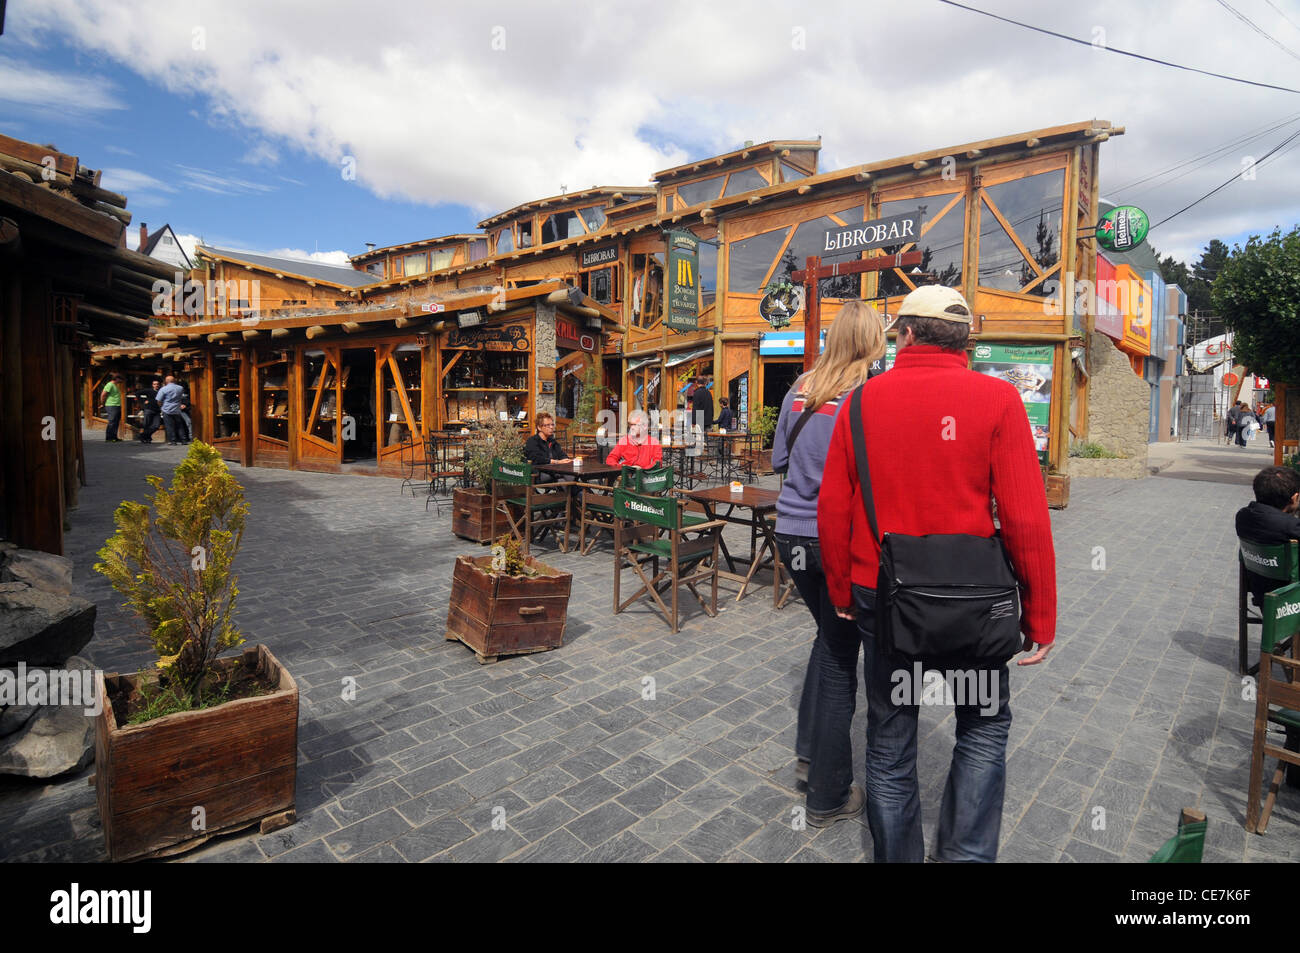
[0,134,170,554]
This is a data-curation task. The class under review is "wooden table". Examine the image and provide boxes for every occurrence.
[535,457,622,485]
[681,484,788,606]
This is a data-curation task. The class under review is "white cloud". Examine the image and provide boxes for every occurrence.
[100,167,177,195]
[174,164,277,195]
[0,55,126,113]
[263,247,353,266]
[11,0,1300,264]
[240,141,279,166]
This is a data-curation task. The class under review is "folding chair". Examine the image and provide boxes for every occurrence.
[1246,582,1300,834]
[575,465,674,556]
[490,458,570,557]
[623,463,674,495]
[1238,537,1299,674]
[1148,808,1207,862]
[612,487,725,633]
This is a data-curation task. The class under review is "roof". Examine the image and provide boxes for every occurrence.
[350,233,486,264]
[196,245,380,289]
[141,223,194,269]
[652,139,821,182]
[478,186,654,230]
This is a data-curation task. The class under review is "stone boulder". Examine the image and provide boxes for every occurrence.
[0,583,96,666]
[0,656,97,778]
[0,549,74,596]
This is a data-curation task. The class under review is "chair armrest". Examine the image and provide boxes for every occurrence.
[681,519,729,533]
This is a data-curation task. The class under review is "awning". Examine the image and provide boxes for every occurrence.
[664,346,714,368]
[626,354,658,372]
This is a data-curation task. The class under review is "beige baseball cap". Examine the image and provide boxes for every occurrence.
[898,285,973,324]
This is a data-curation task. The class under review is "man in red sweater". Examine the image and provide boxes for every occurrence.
[818,285,1056,862]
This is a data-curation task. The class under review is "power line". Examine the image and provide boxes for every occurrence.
[1265,0,1300,33]
[936,0,1300,94]
[1216,0,1300,62]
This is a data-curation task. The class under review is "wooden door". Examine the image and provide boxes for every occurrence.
[376,343,422,470]
[298,347,342,467]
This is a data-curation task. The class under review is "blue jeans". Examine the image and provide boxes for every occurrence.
[854,584,1012,862]
[775,534,863,811]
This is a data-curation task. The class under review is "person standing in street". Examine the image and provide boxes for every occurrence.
[1264,403,1277,448]
[137,379,162,443]
[101,373,124,442]
[818,285,1057,862]
[1226,401,1243,446]
[156,375,187,446]
[692,376,714,431]
[771,300,885,825]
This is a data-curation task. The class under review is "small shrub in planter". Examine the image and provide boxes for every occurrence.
[453,418,527,543]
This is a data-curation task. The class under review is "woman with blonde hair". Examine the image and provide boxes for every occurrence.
[770,298,886,827]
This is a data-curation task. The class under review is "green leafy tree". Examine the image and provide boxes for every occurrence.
[94,442,247,706]
[573,361,609,428]
[1213,226,1300,384]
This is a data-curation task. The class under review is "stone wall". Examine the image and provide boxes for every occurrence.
[1066,457,1148,479]
[534,303,556,419]
[1078,331,1150,469]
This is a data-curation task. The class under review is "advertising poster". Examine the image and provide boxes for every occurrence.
[971,344,1054,464]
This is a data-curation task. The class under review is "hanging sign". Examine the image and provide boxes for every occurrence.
[1095,206,1149,252]
[580,243,619,268]
[666,230,700,331]
[759,281,804,328]
[822,209,922,254]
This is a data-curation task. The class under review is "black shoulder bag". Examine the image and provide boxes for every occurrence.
[847,384,1023,666]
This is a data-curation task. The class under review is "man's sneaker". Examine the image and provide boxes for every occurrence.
[807,784,865,828]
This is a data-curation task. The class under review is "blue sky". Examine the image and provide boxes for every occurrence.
[3,0,1299,270]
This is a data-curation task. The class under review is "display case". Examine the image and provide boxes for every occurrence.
[213,355,241,441]
[382,345,422,452]
[440,344,530,426]
[257,355,290,443]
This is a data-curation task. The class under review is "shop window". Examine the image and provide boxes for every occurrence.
[258,355,289,442]
[213,354,241,440]
[697,238,718,309]
[631,253,664,328]
[303,351,337,442]
[775,207,865,298]
[779,161,807,183]
[675,174,726,208]
[469,238,488,261]
[382,347,422,451]
[876,193,966,299]
[582,266,618,305]
[430,248,454,271]
[495,228,514,255]
[723,166,768,197]
[727,228,786,294]
[541,211,586,244]
[580,206,606,232]
[725,202,862,295]
[977,168,1064,296]
[403,252,427,277]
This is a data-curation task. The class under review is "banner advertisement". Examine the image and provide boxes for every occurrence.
[971,343,1054,464]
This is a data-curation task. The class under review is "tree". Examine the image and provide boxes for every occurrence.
[1212,226,1300,384]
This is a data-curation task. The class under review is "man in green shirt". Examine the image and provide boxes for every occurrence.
[102,373,124,442]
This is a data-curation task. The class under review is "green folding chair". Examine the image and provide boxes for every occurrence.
[621,464,675,495]
[1238,537,1299,674]
[1148,808,1207,863]
[612,487,725,633]
[1246,581,1300,834]
[490,457,570,557]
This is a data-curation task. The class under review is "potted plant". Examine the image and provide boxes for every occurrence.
[749,405,780,474]
[92,442,297,861]
[446,534,573,663]
[453,417,526,543]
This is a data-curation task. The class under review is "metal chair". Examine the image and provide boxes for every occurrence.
[612,487,725,633]
[1246,581,1300,834]
[490,458,570,556]
[1238,537,1299,674]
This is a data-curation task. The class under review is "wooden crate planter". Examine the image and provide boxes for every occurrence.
[1046,472,1070,509]
[452,488,495,543]
[446,553,573,663]
[95,644,298,862]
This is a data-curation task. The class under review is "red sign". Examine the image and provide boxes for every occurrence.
[1223,372,1240,386]
[419,302,445,313]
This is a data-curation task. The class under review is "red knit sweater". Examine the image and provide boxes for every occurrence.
[605,436,663,470]
[818,346,1057,645]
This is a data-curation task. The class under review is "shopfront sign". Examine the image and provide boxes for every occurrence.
[822,209,921,254]
[580,243,619,268]
[1095,206,1149,253]
[447,322,530,351]
[971,344,1054,465]
[557,315,597,352]
[666,230,700,331]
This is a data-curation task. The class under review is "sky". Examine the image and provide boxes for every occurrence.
[3,0,1300,272]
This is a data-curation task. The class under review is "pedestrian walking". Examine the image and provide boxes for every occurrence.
[137,379,162,443]
[818,285,1057,862]
[101,373,124,442]
[770,300,885,824]
[155,375,187,445]
[1264,403,1276,447]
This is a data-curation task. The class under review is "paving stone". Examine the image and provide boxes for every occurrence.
[392,816,475,862]
[559,774,623,813]
[323,808,413,860]
[507,827,590,863]
[567,802,640,848]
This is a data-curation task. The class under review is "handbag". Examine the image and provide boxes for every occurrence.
[847,384,1023,666]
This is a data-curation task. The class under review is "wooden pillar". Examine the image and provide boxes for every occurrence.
[0,262,22,547]
[15,272,64,553]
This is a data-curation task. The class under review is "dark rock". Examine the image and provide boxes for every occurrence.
[0,550,74,596]
[0,585,96,666]
[0,657,97,778]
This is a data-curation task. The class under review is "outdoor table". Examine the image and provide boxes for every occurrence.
[680,484,788,606]
[425,432,469,514]
[536,457,623,547]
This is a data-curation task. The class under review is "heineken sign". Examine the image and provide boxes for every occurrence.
[823,209,921,254]
[666,230,699,331]
[1095,206,1149,252]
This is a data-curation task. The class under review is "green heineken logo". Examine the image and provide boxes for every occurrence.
[1096,206,1149,252]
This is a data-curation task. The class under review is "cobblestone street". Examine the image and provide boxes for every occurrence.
[1,435,1295,863]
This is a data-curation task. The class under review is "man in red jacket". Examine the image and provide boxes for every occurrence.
[818,284,1056,862]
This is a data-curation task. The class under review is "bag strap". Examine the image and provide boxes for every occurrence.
[785,403,817,453]
[848,383,881,545]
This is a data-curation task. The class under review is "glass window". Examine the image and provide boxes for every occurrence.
[469,238,488,261]
[723,167,768,197]
[675,174,726,208]
[780,161,807,183]
[876,194,965,298]
[403,253,426,277]
[580,206,606,232]
[494,228,513,255]
[698,238,718,309]
[978,169,1064,297]
[303,351,336,442]
[727,228,786,293]
[518,221,533,247]
[259,357,289,441]
[541,211,585,244]
[213,354,240,440]
[429,248,454,271]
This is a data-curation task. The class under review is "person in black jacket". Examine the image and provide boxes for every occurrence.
[137,379,162,443]
[1236,466,1300,604]
[691,376,714,431]
[716,398,736,431]
[524,412,573,484]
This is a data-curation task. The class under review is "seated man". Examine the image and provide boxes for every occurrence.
[606,409,663,469]
[524,412,574,485]
[1236,465,1300,606]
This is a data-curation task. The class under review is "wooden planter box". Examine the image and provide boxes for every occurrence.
[446,554,573,663]
[95,644,298,862]
[1046,473,1070,509]
[452,487,495,543]
[750,448,774,475]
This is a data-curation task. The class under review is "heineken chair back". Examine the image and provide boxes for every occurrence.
[1246,581,1300,833]
[621,464,675,495]
[1238,538,1299,674]
[1148,808,1207,863]
[490,457,570,557]
[612,487,724,633]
